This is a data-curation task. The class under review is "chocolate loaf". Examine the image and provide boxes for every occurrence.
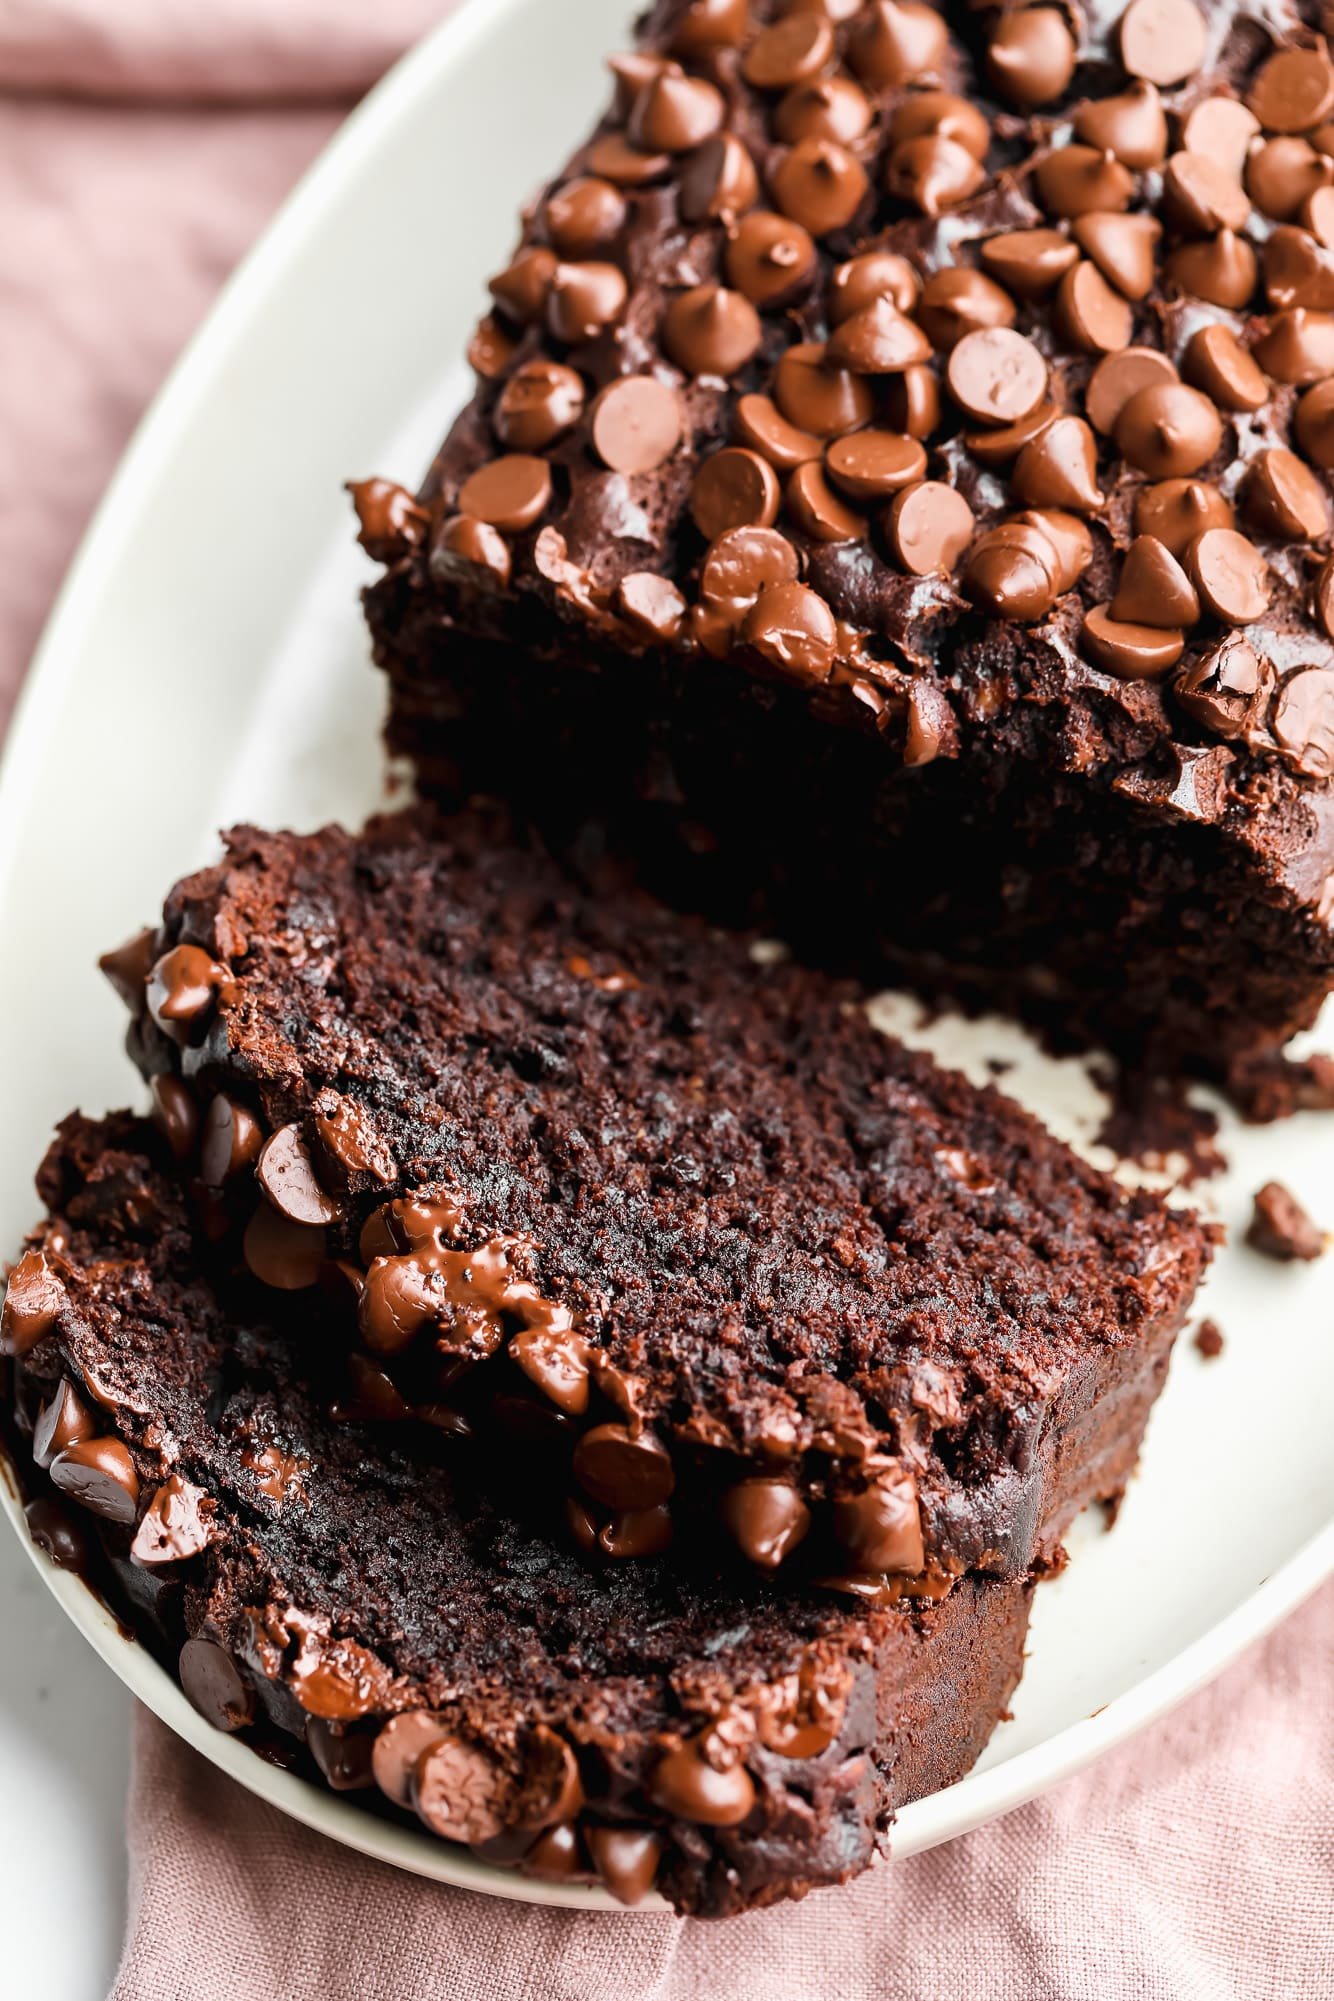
[95,807,1211,1591]
[360,0,1334,1107]
[5,1112,1034,1917]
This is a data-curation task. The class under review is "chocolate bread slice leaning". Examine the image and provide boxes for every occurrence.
[100,806,1212,1591]
[360,0,1334,1107]
[5,1111,1033,1918]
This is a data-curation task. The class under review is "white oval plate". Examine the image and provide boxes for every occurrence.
[2,0,1332,1915]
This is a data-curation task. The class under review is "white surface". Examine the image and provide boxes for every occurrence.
[1,0,1333,1988]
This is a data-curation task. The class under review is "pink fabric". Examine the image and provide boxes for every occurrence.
[4,7,1332,1996]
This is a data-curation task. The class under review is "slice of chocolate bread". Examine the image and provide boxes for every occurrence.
[99,806,1212,1591]
[360,0,1334,1107]
[5,1112,1033,1917]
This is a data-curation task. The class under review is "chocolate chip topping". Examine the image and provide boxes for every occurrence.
[1174,634,1272,739]
[1272,666,1334,777]
[495,360,586,451]
[590,376,682,474]
[1082,605,1185,679]
[1186,528,1272,625]
[946,327,1046,426]
[1119,0,1206,87]
[457,456,553,533]
[663,283,762,375]
[725,208,818,306]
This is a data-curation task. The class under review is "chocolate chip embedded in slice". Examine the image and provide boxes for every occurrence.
[145,943,230,1043]
[150,1075,198,1165]
[649,1724,757,1827]
[48,1434,140,1524]
[572,1423,675,1511]
[1,1246,65,1357]
[256,1123,342,1228]
[586,1826,662,1907]
[1245,1180,1327,1262]
[1074,80,1169,167]
[1081,605,1185,680]
[740,581,839,680]
[415,1734,515,1845]
[130,1474,217,1567]
[691,447,781,540]
[179,1638,255,1734]
[32,1379,96,1469]
[831,1463,925,1573]
[719,1478,812,1568]
[199,1094,263,1188]
[1111,536,1201,629]
[1185,528,1272,625]
[962,523,1060,623]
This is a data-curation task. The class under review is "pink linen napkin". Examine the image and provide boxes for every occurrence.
[5,7,1333,1997]
[113,1586,1333,2001]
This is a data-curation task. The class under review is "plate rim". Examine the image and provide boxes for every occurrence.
[3,0,1333,1916]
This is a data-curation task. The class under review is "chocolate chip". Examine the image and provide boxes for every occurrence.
[884,480,975,574]
[616,572,688,642]
[1318,554,1334,639]
[1016,507,1092,591]
[33,1380,96,1469]
[670,0,747,56]
[1185,527,1271,624]
[468,315,517,381]
[946,326,1047,425]
[1303,187,1334,249]
[889,90,989,160]
[962,522,1060,621]
[544,176,627,257]
[785,461,867,541]
[585,132,671,187]
[662,283,762,376]
[1163,153,1251,236]
[846,0,948,87]
[146,943,230,1043]
[699,525,800,608]
[904,680,953,766]
[1248,45,1334,136]
[719,1478,812,1567]
[589,376,682,475]
[586,1826,662,1906]
[916,267,1016,350]
[242,1204,326,1291]
[372,1710,450,1806]
[256,1123,341,1228]
[1246,136,1334,222]
[1296,378,1334,466]
[149,1075,198,1165]
[1035,145,1135,219]
[724,209,817,306]
[434,515,512,589]
[627,65,724,154]
[828,249,918,320]
[130,1474,216,1567]
[180,1638,255,1733]
[508,1324,591,1416]
[1253,306,1334,383]
[1054,258,1135,351]
[1071,211,1162,302]
[1168,230,1259,308]
[1134,477,1234,555]
[457,455,553,533]
[1182,324,1268,412]
[1012,415,1105,512]
[691,447,781,539]
[1119,0,1206,86]
[98,926,156,1010]
[739,580,838,679]
[825,429,927,499]
[826,299,933,374]
[1264,224,1334,310]
[546,261,628,344]
[1180,94,1260,180]
[1271,667,1334,777]
[742,12,834,90]
[966,399,1055,466]
[1,1247,64,1357]
[679,132,760,225]
[24,1498,88,1573]
[199,1094,262,1188]
[608,53,665,122]
[979,228,1079,299]
[596,1504,674,1559]
[49,1434,140,1524]
[831,1463,924,1572]
[775,340,876,434]
[884,133,986,217]
[1081,604,1185,678]
[1111,536,1200,628]
[495,360,586,451]
[308,1719,376,1792]
[735,393,823,471]
[1085,347,1180,434]
[572,1423,675,1511]
[771,138,869,237]
[1174,633,1272,738]
[415,1735,513,1845]
[522,1824,587,1881]
[1115,383,1222,479]
[987,7,1076,109]
[1074,81,1169,167]
[1246,1179,1326,1261]
[775,75,873,146]
[489,245,557,324]
[1244,447,1330,542]
[883,363,942,438]
[649,1726,756,1826]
